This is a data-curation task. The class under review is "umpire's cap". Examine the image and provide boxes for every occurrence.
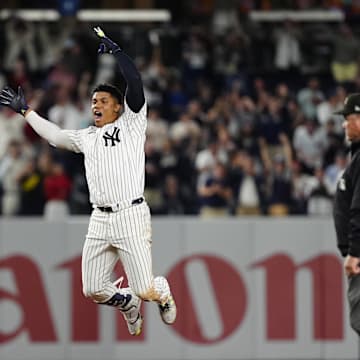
[334,93,360,116]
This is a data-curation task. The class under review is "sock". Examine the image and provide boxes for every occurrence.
[104,292,132,309]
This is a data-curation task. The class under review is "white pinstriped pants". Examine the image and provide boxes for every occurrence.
[82,201,153,303]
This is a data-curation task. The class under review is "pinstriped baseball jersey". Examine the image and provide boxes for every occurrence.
[63,100,147,206]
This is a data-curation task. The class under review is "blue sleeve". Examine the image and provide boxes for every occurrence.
[112,49,145,113]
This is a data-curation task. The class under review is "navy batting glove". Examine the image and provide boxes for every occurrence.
[94,26,121,53]
[0,86,29,116]
[98,43,107,54]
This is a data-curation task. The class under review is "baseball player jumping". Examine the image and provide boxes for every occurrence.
[0,26,177,336]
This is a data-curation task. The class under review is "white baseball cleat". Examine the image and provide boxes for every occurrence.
[158,295,177,325]
[114,277,143,336]
[122,302,143,336]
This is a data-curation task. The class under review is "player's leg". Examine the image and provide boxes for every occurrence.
[82,210,143,335]
[111,202,177,324]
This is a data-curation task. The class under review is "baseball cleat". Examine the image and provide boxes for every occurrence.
[120,293,143,336]
[114,277,143,336]
[123,310,143,336]
[158,295,177,325]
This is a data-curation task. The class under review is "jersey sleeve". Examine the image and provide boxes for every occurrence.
[61,128,89,153]
[121,99,147,135]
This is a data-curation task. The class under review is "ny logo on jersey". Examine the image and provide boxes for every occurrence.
[103,127,120,146]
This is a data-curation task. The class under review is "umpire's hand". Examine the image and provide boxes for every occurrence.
[93,26,121,54]
[0,86,29,116]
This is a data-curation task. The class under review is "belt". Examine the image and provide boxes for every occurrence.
[97,197,144,212]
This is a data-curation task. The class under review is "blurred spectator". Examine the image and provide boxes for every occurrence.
[60,38,90,81]
[75,71,93,129]
[169,111,201,148]
[322,118,346,167]
[197,162,232,217]
[316,86,346,134]
[228,95,257,143]
[48,85,83,129]
[324,150,348,195]
[0,107,25,159]
[217,123,236,155]
[187,99,207,126]
[331,24,360,85]
[275,82,295,110]
[92,52,117,86]
[182,30,210,94]
[273,19,302,80]
[141,45,168,108]
[230,151,265,216]
[7,58,31,92]
[144,141,162,213]
[37,21,73,71]
[165,79,189,119]
[257,96,289,155]
[0,140,28,216]
[159,139,178,176]
[213,27,250,90]
[293,118,328,174]
[236,118,260,158]
[159,174,185,215]
[4,17,38,71]
[297,77,325,121]
[195,138,228,182]
[307,166,334,216]
[17,157,45,215]
[247,21,273,72]
[197,80,214,111]
[47,62,77,91]
[266,156,293,216]
[146,108,169,152]
[43,161,72,220]
[291,159,316,214]
[212,8,240,36]
[260,134,293,216]
[69,172,91,215]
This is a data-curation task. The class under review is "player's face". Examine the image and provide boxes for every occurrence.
[343,113,360,142]
[91,91,122,127]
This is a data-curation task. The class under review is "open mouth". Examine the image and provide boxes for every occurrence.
[94,111,102,121]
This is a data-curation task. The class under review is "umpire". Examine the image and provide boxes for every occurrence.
[333,93,360,335]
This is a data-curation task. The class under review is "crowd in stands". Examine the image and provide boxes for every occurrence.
[0,10,358,218]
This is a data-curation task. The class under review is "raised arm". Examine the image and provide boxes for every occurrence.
[94,26,145,113]
[0,86,73,149]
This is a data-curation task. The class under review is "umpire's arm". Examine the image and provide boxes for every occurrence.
[346,164,360,276]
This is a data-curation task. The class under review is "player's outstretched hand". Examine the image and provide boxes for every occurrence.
[0,86,29,116]
[93,26,121,54]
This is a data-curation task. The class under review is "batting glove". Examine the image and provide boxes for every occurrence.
[93,26,121,54]
[0,86,29,116]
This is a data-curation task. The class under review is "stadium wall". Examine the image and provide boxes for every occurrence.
[0,217,357,360]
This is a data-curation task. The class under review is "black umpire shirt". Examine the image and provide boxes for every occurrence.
[333,142,360,257]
